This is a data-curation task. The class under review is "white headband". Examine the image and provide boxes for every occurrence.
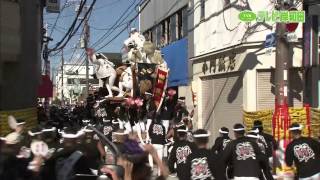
[17,122,26,125]
[233,127,245,131]
[112,120,120,124]
[145,92,153,96]
[61,130,84,138]
[249,128,259,134]
[247,134,259,139]
[42,127,56,132]
[113,131,128,135]
[289,125,303,131]
[82,120,90,123]
[177,129,188,132]
[193,132,210,138]
[28,131,42,136]
[176,123,185,128]
[219,129,229,134]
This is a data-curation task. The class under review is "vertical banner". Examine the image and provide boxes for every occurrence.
[303,16,319,67]
[46,0,61,13]
[153,68,168,112]
[137,63,157,95]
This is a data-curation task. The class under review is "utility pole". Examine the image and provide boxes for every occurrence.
[275,0,292,106]
[84,14,89,98]
[79,3,90,98]
[61,49,64,106]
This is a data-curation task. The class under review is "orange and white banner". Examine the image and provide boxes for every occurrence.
[153,68,168,112]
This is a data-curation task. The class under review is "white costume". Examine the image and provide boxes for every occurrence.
[91,53,116,97]
[124,28,145,50]
[117,67,133,97]
[124,28,148,63]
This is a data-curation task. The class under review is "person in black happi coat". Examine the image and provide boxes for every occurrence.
[211,127,231,155]
[253,120,278,158]
[222,123,272,180]
[45,127,93,180]
[246,130,274,180]
[185,129,219,180]
[285,123,320,179]
[168,125,196,179]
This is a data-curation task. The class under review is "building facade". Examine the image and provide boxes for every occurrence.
[189,0,309,141]
[0,0,44,135]
[0,0,43,110]
[54,64,98,104]
[140,0,193,110]
[54,52,122,104]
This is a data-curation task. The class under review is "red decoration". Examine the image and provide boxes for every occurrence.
[286,23,299,32]
[37,75,53,98]
[272,98,290,148]
[286,8,299,33]
[153,68,168,112]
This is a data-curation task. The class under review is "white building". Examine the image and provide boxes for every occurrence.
[189,0,306,141]
[55,64,98,104]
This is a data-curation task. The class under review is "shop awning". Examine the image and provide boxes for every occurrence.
[161,38,188,87]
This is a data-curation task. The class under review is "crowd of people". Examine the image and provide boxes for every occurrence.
[1,89,320,180]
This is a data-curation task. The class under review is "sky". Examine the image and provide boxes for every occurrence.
[44,0,140,75]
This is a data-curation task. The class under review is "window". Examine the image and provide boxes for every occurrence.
[170,14,177,42]
[156,24,162,47]
[67,78,74,84]
[182,7,188,37]
[161,21,166,45]
[178,10,183,39]
[200,0,205,20]
[167,18,171,43]
[152,27,157,44]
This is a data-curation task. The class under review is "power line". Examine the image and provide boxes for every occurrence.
[49,2,70,37]
[65,9,94,72]
[48,0,87,52]
[44,0,121,20]
[64,0,150,73]
[90,20,129,31]
[90,0,138,48]
[95,0,151,51]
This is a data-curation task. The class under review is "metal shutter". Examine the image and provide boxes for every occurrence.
[201,76,214,131]
[201,72,243,144]
[257,70,275,110]
[289,68,304,107]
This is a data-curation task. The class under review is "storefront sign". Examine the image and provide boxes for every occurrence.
[239,10,305,23]
[202,54,237,75]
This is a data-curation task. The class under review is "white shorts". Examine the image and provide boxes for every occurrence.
[299,172,320,180]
